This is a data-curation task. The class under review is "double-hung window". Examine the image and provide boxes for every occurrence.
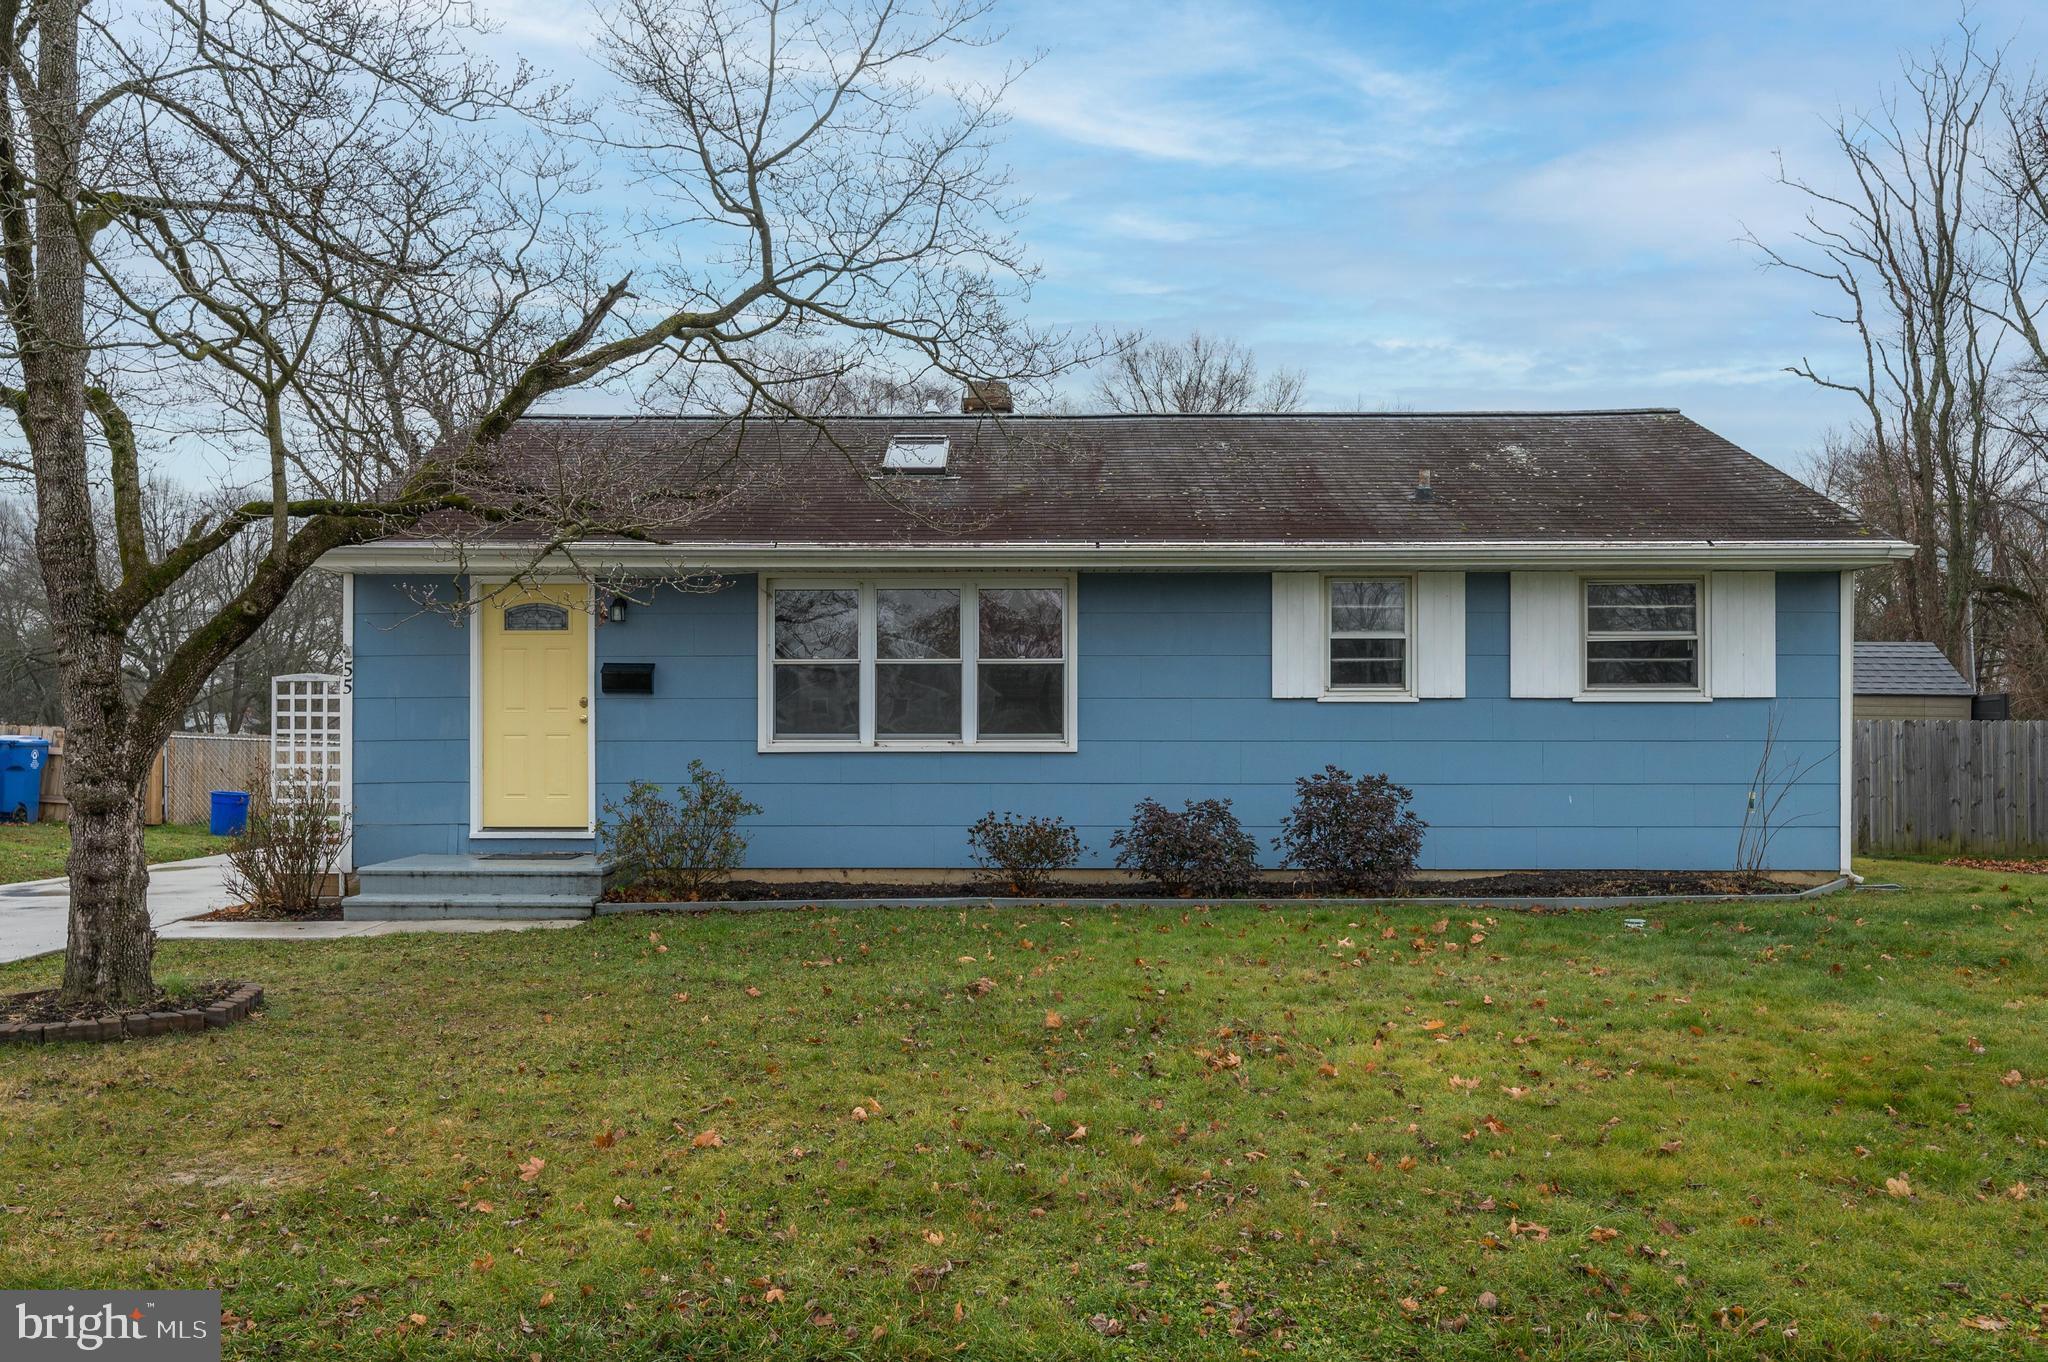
[1583,580,1700,691]
[766,579,1072,748]
[1327,577,1410,693]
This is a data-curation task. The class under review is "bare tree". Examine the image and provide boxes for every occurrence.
[1090,330,1306,414]
[2,0,1065,1009]
[1752,29,2021,678]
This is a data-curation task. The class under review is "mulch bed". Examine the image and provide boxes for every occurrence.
[0,980,263,1044]
[192,901,343,922]
[605,869,1810,905]
[1944,857,2048,875]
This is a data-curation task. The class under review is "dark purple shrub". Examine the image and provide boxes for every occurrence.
[1275,766,1426,895]
[1109,797,1258,897]
[966,812,1083,895]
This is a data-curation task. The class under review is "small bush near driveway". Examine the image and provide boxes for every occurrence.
[601,762,761,900]
[1110,796,1258,897]
[1275,765,1427,895]
[224,782,349,917]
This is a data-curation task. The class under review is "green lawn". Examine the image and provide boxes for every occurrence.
[0,820,227,884]
[0,858,2042,1359]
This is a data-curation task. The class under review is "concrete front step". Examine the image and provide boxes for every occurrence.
[344,894,596,921]
[347,853,607,920]
[353,854,606,902]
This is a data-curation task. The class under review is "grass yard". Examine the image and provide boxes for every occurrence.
[0,820,227,884]
[0,858,2042,1359]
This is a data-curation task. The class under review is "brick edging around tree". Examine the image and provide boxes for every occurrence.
[0,983,264,1045]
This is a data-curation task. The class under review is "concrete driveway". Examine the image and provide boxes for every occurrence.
[0,854,234,965]
[1,855,580,965]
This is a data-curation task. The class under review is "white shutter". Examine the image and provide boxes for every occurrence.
[1708,571,1776,697]
[1414,572,1466,698]
[1271,572,1321,698]
[1510,571,1578,697]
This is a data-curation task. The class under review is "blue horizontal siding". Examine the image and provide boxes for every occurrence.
[347,569,1844,872]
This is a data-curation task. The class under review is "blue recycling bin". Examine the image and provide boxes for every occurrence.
[0,735,49,824]
[209,789,251,837]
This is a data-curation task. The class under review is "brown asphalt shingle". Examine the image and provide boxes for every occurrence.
[414,408,1876,546]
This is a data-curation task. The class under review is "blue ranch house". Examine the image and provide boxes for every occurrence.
[320,401,1910,907]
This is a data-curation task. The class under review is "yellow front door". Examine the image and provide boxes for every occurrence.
[480,583,590,830]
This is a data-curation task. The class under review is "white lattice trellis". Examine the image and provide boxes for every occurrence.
[271,673,349,861]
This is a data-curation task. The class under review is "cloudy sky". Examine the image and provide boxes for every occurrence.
[501,0,2039,477]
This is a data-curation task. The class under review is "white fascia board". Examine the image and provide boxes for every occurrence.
[320,537,1918,574]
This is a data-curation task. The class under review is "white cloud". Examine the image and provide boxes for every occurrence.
[956,1,1468,171]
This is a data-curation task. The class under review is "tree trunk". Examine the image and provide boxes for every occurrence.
[59,759,154,1007]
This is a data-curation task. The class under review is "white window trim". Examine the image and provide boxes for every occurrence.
[467,577,599,839]
[1319,572,1419,703]
[1575,575,1711,703]
[758,574,1078,752]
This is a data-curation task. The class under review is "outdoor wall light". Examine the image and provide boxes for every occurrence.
[607,595,629,624]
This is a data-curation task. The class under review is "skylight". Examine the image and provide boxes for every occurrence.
[882,435,950,472]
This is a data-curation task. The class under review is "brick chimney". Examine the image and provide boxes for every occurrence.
[961,381,1013,414]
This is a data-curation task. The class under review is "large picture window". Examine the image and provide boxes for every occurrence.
[765,579,1072,748]
[1583,580,1700,690]
[1327,577,1409,692]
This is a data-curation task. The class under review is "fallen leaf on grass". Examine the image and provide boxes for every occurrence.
[744,986,762,998]
[517,1156,545,1182]
[922,1229,944,1246]
[537,1291,555,1308]
[1588,1227,1620,1243]
[1885,1174,1912,1198]
[1960,1315,2008,1332]
[1044,1010,1063,1029]
[1065,1123,1088,1142]
[2000,1069,2024,1087]
[691,1129,724,1149]
[1448,1075,1480,1092]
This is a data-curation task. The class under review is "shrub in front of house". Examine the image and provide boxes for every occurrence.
[1275,765,1426,896]
[600,762,762,900]
[1110,796,1258,897]
[224,779,351,918]
[966,812,1083,895]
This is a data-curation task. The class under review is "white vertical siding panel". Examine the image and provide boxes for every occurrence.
[1509,572,1578,698]
[1415,571,1466,698]
[1271,572,1321,698]
[1708,571,1776,697]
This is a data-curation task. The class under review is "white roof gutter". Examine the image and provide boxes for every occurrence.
[320,537,1917,573]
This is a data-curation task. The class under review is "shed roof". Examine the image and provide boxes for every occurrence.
[1854,641,1975,696]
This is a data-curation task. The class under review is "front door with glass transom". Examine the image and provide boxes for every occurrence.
[480,584,590,829]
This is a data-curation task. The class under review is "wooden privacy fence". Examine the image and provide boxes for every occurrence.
[157,733,268,825]
[0,726,267,825]
[1854,719,2048,855]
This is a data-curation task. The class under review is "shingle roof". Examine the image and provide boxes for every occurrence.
[1854,641,1975,696]
[409,408,1880,547]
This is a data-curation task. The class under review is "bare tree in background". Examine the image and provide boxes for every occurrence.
[1753,29,2018,679]
[1091,331,1306,414]
[0,487,341,732]
[1,0,1067,1010]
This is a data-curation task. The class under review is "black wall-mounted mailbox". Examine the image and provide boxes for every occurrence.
[601,662,655,694]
